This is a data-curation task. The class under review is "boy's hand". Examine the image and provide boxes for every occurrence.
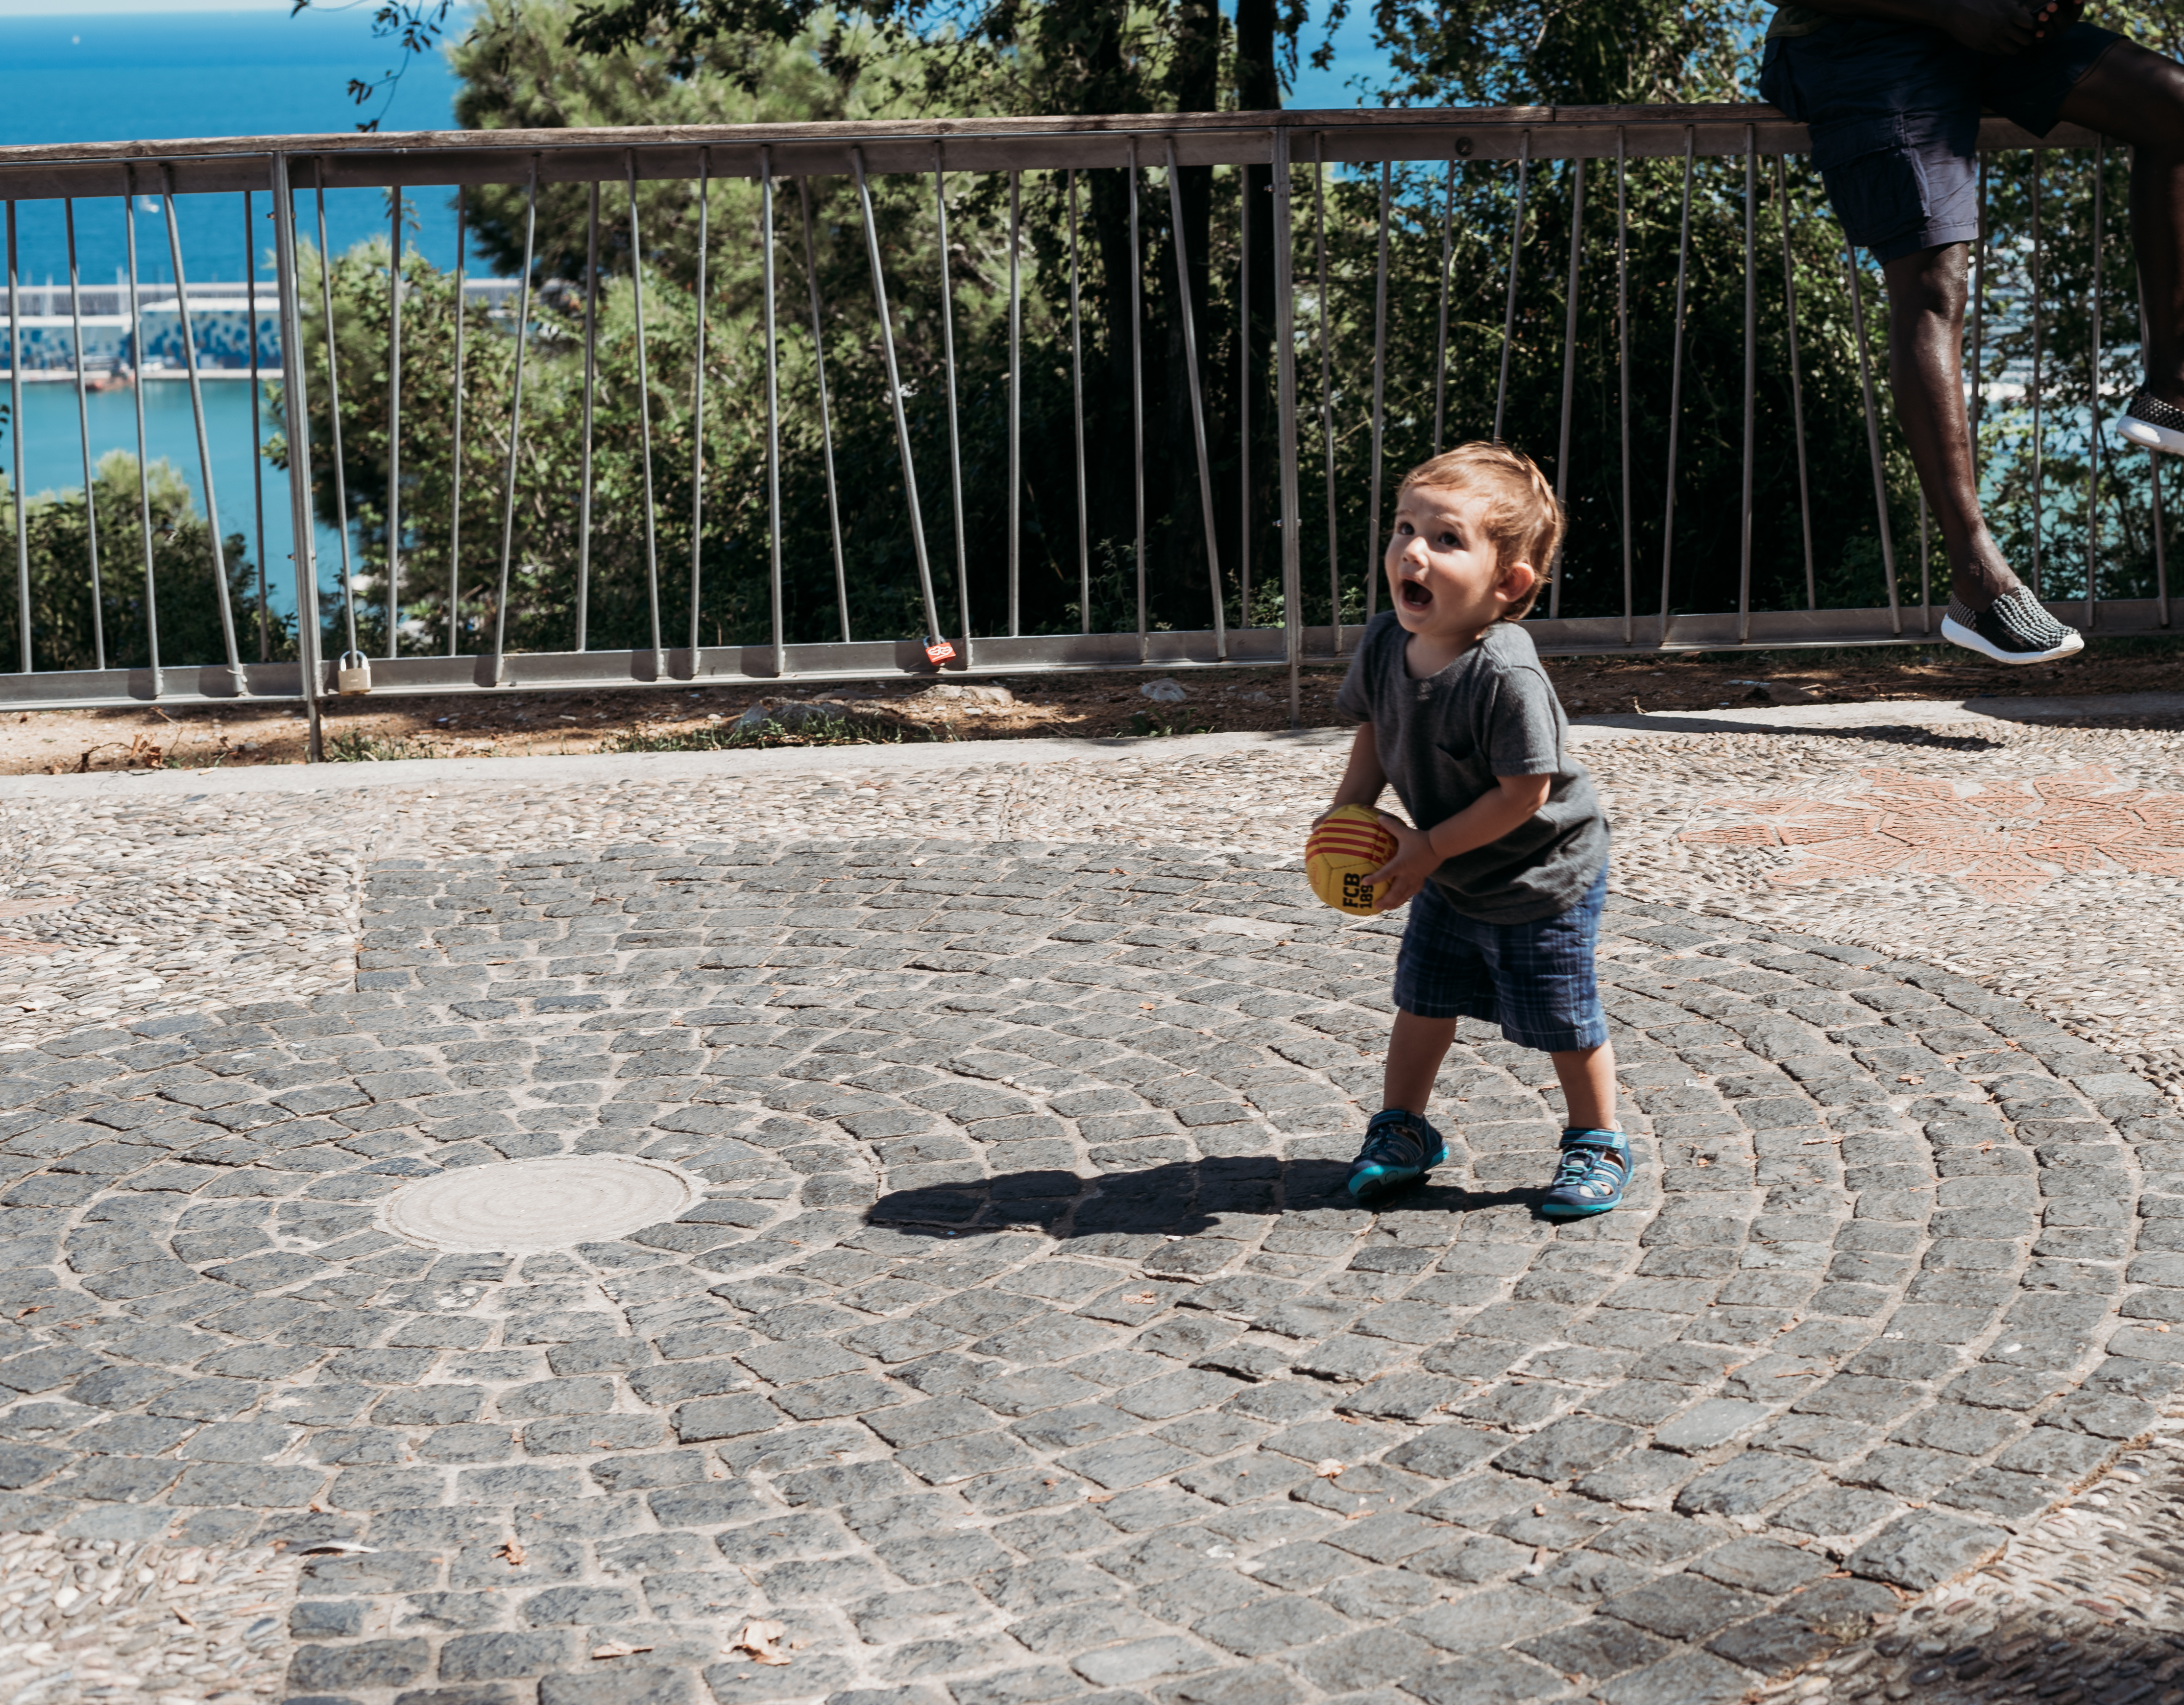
[1363,814,1442,913]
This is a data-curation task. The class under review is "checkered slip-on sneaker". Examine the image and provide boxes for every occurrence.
[1345,1107,1447,1204]
[1540,1128,1633,1219]
[1940,590,2084,666]
[2120,387,2184,456]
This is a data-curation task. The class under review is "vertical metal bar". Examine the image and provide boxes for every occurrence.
[2031,151,2043,597]
[1617,132,1632,644]
[1551,157,1585,622]
[1970,152,1986,474]
[1130,140,1146,663]
[244,193,267,662]
[1919,492,1932,630]
[934,143,972,660]
[1494,131,1530,442]
[1658,129,1693,643]
[313,163,359,659]
[1775,152,1818,611]
[1239,156,1252,627]
[65,199,105,671]
[1846,238,1902,634]
[1068,169,1090,635]
[692,151,712,662]
[576,180,598,651]
[762,147,783,678]
[271,155,322,759]
[2156,455,2172,629]
[6,203,25,673]
[626,151,662,678]
[797,177,850,645]
[160,165,244,681]
[447,187,466,656]
[123,170,159,688]
[1313,134,1336,642]
[1737,130,1755,643]
[1273,126,1303,726]
[1165,138,1227,660]
[384,186,402,659]
[2086,137,2103,629]
[1008,169,1022,639]
[489,155,539,683]
[1434,146,1456,455]
[851,146,945,649]
[2146,286,2172,629]
[1364,158,1390,633]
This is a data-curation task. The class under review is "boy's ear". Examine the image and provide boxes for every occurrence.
[1498,561,1537,604]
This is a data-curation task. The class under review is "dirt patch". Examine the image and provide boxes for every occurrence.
[3,636,2178,774]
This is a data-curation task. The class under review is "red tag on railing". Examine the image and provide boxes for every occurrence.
[923,636,957,664]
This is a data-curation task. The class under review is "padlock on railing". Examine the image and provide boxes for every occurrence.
[337,651,373,695]
[922,635,957,665]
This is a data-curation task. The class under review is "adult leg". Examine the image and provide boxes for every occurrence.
[1882,241,2020,606]
[2058,41,2184,410]
[1887,238,2086,655]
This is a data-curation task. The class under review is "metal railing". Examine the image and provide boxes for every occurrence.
[0,105,2171,747]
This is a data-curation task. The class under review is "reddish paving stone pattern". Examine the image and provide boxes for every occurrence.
[1679,765,2184,900]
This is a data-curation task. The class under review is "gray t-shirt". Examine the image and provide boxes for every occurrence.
[1333,611,1609,924]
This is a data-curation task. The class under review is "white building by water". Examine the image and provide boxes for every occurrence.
[1,277,520,379]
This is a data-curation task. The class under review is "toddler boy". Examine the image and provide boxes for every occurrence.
[1323,442,1626,1217]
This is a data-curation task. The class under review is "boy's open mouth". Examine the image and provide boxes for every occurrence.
[1399,577,1433,611]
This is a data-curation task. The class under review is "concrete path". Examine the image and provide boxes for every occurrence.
[5,689,2182,803]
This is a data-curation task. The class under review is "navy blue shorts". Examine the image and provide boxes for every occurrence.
[1392,865,1609,1053]
[1760,19,2120,263]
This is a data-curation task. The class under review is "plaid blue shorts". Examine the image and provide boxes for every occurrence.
[1392,865,1609,1052]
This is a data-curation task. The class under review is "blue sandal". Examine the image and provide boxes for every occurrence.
[1346,1107,1447,1203]
[1540,1128,1633,1218]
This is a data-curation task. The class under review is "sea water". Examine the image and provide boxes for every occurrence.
[0,3,1378,635]
[2,7,468,623]
[12,378,328,624]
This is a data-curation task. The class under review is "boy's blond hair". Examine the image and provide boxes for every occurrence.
[1397,442,1565,622]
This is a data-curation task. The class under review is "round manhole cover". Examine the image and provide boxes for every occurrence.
[378,1154,701,1252]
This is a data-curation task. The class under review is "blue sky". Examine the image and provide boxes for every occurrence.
[0,0,1383,104]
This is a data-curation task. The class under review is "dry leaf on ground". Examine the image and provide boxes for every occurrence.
[733,1620,792,1665]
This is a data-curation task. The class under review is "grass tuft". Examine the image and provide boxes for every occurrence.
[325,731,431,763]
[604,713,950,753]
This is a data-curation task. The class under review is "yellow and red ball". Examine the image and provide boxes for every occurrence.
[1305,805,1401,915]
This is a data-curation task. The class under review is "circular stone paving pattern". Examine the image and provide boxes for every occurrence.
[381,1154,703,1253]
[0,838,2180,1705]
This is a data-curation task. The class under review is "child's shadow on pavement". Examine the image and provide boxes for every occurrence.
[866,1154,1543,1240]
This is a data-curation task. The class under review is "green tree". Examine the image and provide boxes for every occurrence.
[0,453,285,673]
[273,0,2170,664]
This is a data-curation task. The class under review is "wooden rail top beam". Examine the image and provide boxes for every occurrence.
[0,104,2095,200]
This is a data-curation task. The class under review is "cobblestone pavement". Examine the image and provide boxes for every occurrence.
[5,716,2183,1101]
[4,832,2183,1705]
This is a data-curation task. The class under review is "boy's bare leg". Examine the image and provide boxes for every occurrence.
[1383,1009,1459,1115]
[1550,1041,1620,1131]
[1348,1009,1460,1201]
